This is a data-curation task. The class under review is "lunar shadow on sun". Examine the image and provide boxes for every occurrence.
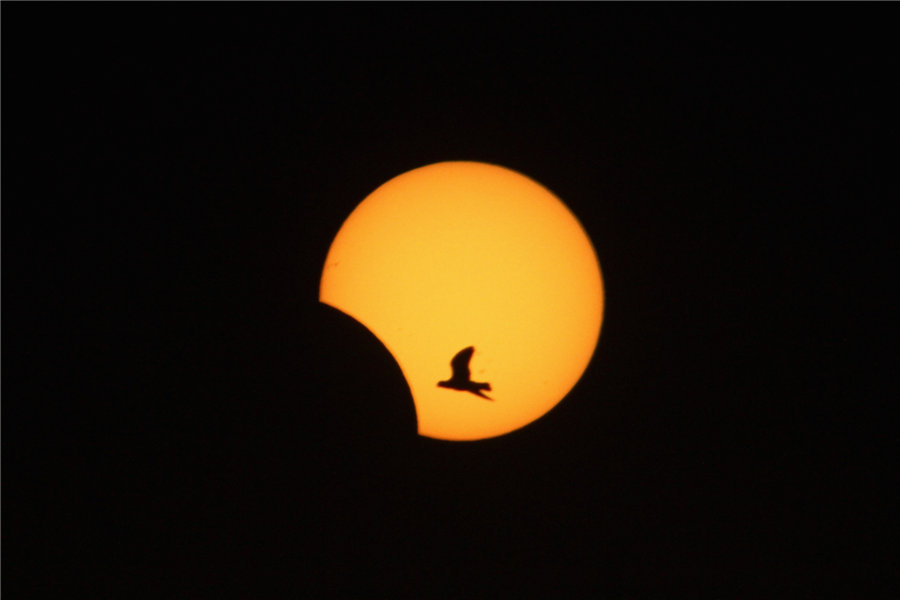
[309,303,418,441]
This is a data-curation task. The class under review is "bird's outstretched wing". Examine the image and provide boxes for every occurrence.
[449,346,474,380]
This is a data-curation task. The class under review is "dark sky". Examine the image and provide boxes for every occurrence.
[4,5,896,597]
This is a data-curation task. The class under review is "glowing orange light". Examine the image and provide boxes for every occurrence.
[320,162,604,441]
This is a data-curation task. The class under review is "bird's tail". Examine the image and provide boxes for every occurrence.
[473,383,493,400]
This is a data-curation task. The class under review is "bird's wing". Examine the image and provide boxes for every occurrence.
[450,346,475,379]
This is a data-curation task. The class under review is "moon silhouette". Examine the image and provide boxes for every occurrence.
[319,161,604,441]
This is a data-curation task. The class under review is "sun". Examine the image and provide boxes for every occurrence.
[319,161,604,441]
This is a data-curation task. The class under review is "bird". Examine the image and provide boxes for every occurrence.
[437,346,492,400]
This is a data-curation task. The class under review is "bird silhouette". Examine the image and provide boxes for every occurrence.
[437,346,492,400]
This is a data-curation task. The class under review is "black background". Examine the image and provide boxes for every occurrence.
[3,5,896,597]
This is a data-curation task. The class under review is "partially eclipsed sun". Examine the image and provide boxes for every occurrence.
[319,161,604,441]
